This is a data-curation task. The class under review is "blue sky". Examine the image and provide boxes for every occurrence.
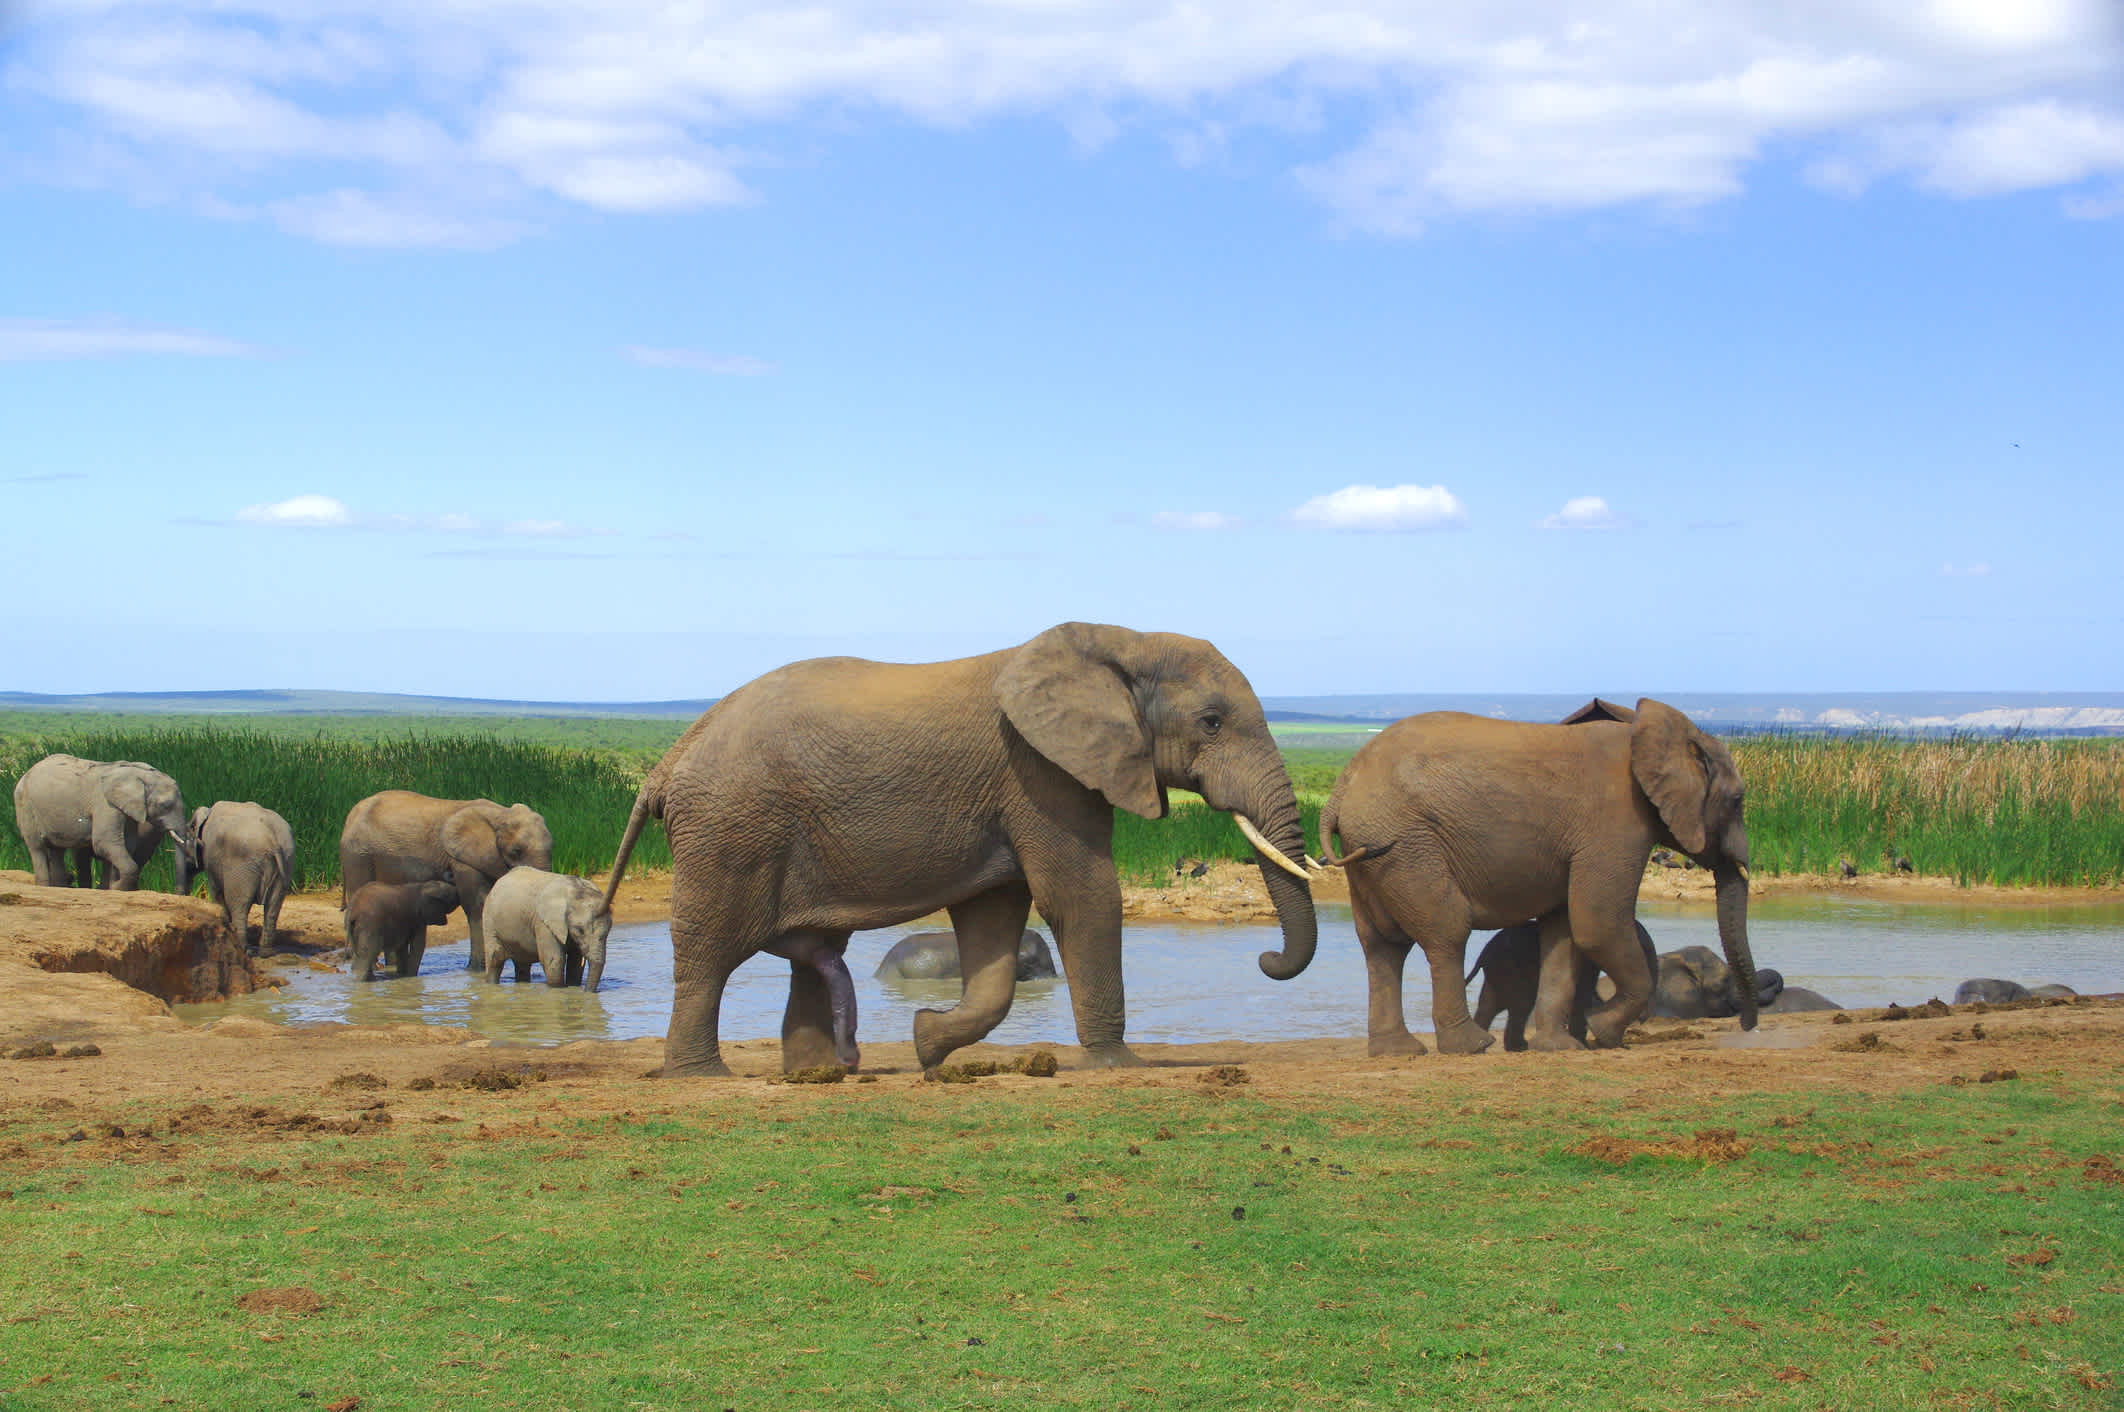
[4,1,2121,700]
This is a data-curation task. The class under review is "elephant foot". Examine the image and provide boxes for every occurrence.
[1079,1042,1145,1069]
[1525,1027,1586,1052]
[1431,1020,1496,1056]
[1367,1031,1429,1058]
[661,1056,734,1079]
[782,1032,847,1074]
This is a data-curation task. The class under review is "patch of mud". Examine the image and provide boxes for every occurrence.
[237,1287,325,1316]
[1571,1128,1754,1165]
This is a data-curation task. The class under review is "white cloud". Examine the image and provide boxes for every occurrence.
[624,346,775,375]
[1939,560,1993,577]
[1152,510,1240,532]
[1537,495,1633,531]
[1291,483,1468,532]
[0,316,261,361]
[237,494,354,528]
[12,3,2124,244]
[266,191,524,250]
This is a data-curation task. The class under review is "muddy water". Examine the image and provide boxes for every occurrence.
[179,894,2124,1048]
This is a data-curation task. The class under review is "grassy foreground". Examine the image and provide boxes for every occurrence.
[0,1068,2117,1409]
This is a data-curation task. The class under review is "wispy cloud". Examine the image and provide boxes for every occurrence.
[0,316,263,362]
[1939,560,1993,578]
[1152,510,1240,532]
[623,346,775,375]
[12,5,2122,246]
[230,495,605,537]
[1291,484,1468,532]
[1537,495,1634,531]
[7,471,90,484]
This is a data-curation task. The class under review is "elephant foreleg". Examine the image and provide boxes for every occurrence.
[911,885,1030,1072]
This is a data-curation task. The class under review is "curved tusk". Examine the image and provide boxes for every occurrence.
[1235,814,1313,881]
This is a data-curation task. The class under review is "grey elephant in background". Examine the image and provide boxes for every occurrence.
[481,866,613,992]
[1468,919,1658,1052]
[603,622,1318,1078]
[339,791,553,973]
[1764,985,1843,1012]
[875,929,1058,983]
[189,801,295,952]
[1320,696,1758,1055]
[1653,944,1785,1020]
[345,879,459,980]
[13,754,198,892]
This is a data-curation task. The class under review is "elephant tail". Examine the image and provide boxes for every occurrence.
[602,774,665,912]
[1313,789,1395,869]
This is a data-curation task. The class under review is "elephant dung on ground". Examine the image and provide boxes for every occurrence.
[1320,696,1759,1056]
[480,866,613,992]
[339,791,553,973]
[1652,945,1785,1020]
[189,801,295,952]
[344,880,459,981]
[875,929,1058,983]
[12,754,199,893]
[1467,918,1658,1052]
[603,622,1318,1078]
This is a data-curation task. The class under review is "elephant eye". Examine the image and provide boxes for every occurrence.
[1200,713,1223,735]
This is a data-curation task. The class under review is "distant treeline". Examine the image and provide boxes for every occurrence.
[2,721,2119,892]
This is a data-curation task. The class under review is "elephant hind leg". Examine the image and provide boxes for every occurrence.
[912,883,1032,1072]
[1352,898,1428,1057]
[776,930,857,1072]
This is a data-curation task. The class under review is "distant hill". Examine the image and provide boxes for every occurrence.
[4,688,2121,734]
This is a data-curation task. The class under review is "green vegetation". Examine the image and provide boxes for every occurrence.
[0,726,669,892]
[1732,734,2124,887]
[0,1071,2116,1408]
[4,713,2122,890]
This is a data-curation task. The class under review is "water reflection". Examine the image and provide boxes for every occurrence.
[180,893,2123,1046]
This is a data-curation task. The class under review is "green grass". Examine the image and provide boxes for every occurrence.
[0,727,669,893]
[0,1071,2117,1408]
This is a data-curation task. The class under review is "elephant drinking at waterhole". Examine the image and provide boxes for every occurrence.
[339,792,553,973]
[189,801,295,952]
[603,622,1318,1078]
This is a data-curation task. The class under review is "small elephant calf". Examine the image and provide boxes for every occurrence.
[345,880,459,981]
[480,866,613,992]
[1468,919,1659,1051]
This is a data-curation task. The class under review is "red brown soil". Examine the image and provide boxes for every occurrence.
[4,865,2122,1131]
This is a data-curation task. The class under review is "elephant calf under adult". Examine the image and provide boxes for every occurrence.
[1321,697,1759,1055]
[480,867,613,992]
[874,929,1058,983]
[1467,919,1658,1052]
[339,791,553,972]
[344,880,459,981]
[1653,944,1785,1020]
[603,621,1318,1078]
[13,754,199,892]
[189,801,295,952]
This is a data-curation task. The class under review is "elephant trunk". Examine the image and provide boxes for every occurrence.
[172,837,198,896]
[582,935,607,994]
[1714,862,1758,1031]
[1239,769,1317,981]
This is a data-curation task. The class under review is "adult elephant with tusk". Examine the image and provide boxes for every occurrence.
[13,754,199,892]
[603,622,1318,1078]
[1318,696,1759,1055]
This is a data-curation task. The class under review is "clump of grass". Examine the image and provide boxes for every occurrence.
[0,727,668,893]
[1730,733,2124,886]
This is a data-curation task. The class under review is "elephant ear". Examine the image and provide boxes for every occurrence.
[100,767,152,823]
[1561,698,1636,725]
[440,806,508,879]
[994,622,1162,819]
[189,806,212,844]
[536,882,574,950]
[1630,698,1711,856]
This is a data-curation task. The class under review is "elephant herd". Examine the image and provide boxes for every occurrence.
[10,759,607,993]
[19,619,1934,1076]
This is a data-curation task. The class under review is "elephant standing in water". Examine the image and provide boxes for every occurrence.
[1468,920,1659,1052]
[339,792,553,972]
[13,754,199,892]
[481,866,613,992]
[1320,697,1758,1055]
[604,622,1318,1077]
[189,801,295,952]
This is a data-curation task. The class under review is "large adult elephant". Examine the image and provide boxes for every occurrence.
[12,754,199,892]
[339,791,553,972]
[1319,697,1758,1055]
[603,622,1318,1077]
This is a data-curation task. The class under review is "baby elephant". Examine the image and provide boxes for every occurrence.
[480,867,612,992]
[1468,919,1659,1051]
[189,801,295,953]
[345,880,459,981]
